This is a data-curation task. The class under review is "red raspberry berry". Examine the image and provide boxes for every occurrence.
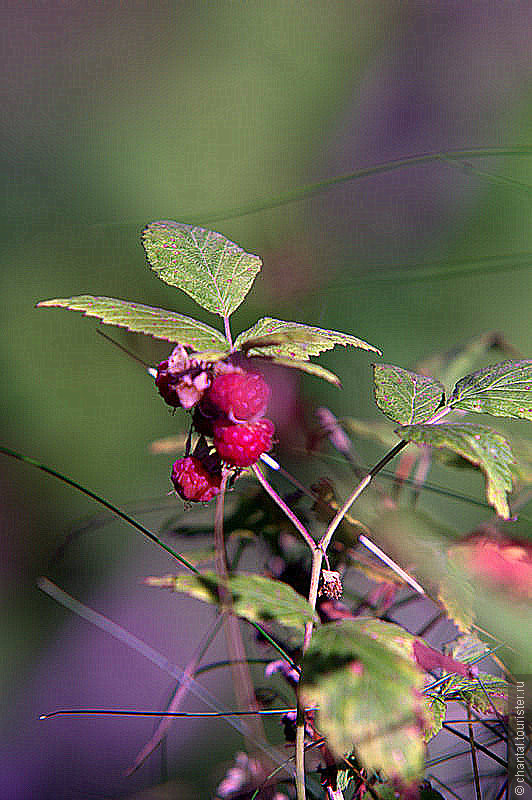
[213,418,275,467]
[205,371,270,423]
[171,456,221,502]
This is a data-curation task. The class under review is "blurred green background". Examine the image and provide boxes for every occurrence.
[1,2,531,798]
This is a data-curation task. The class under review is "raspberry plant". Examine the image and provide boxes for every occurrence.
[31,221,532,799]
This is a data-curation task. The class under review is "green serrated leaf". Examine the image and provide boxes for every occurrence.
[373,364,446,425]
[423,696,446,742]
[265,356,342,386]
[37,296,230,351]
[398,423,514,518]
[437,561,475,633]
[235,317,381,359]
[146,571,316,631]
[301,618,426,780]
[442,672,508,714]
[450,360,532,421]
[142,221,261,317]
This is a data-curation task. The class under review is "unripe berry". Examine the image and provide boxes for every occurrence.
[213,418,275,467]
[171,456,221,502]
[204,370,270,423]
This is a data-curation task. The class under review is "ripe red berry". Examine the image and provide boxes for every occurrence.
[213,418,275,467]
[171,456,221,502]
[205,371,271,423]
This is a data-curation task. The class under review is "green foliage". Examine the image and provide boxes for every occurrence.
[145,571,316,632]
[423,696,446,742]
[36,296,230,351]
[450,360,532,420]
[142,221,261,317]
[234,317,381,359]
[301,618,426,780]
[264,356,342,386]
[373,364,446,425]
[373,509,532,669]
[441,672,508,714]
[398,423,514,518]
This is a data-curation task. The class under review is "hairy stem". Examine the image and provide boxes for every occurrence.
[252,464,317,552]
[224,315,233,350]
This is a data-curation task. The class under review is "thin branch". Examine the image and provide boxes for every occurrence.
[41,707,302,720]
[224,315,233,350]
[442,724,508,770]
[0,446,197,573]
[252,464,317,552]
[467,704,483,800]
[127,614,224,774]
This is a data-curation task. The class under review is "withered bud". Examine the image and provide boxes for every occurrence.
[318,570,343,600]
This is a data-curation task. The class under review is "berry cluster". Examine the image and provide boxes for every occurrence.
[155,348,275,502]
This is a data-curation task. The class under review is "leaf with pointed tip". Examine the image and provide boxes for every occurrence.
[442,672,508,714]
[423,696,446,743]
[373,364,446,425]
[145,572,316,632]
[398,423,514,518]
[37,296,230,352]
[301,618,426,779]
[450,359,532,420]
[234,317,381,359]
[142,221,261,317]
[264,355,342,386]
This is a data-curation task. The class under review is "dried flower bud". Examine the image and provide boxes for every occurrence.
[318,570,343,600]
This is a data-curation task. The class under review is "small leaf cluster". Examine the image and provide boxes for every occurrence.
[38,220,380,388]
[373,359,532,517]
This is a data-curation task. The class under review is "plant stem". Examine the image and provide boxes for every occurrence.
[252,464,317,553]
[224,315,233,349]
[127,614,224,774]
[0,445,198,573]
[467,704,482,800]
[319,404,452,555]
